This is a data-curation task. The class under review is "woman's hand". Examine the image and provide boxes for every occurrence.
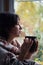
[21,38,33,53]
[18,38,33,61]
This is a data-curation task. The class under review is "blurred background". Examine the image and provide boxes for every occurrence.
[14,0,43,65]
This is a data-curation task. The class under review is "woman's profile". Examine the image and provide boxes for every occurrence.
[0,13,40,65]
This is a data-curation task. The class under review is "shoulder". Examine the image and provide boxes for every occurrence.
[0,46,8,54]
[0,47,8,64]
[0,41,4,45]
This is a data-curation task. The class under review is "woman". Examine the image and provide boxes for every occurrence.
[0,13,22,55]
[0,13,40,65]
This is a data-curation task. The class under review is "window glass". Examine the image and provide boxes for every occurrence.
[14,0,43,64]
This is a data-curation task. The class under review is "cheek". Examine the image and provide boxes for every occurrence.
[10,28,16,35]
[11,26,20,35]
[14,28,19,35]
[15,27,20,32]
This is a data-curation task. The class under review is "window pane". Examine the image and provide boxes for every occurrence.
[14,0,43,64]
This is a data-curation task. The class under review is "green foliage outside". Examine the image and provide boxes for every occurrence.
[14,1,43,64]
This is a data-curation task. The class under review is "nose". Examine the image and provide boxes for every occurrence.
[19,25,22,30]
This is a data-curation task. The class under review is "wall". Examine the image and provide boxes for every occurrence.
[0,0,14,13]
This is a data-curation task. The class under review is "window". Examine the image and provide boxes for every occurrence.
[14,0,43,64]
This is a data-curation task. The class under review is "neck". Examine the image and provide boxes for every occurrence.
[0,36,14,44]
[7,35,16,43]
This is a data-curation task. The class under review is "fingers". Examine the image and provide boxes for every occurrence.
[24,38,29,43]
[23,38,34,51]
[35,39,38,43]
[24,38,33,45]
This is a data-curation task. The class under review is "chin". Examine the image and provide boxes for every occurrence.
[16,32,21,37]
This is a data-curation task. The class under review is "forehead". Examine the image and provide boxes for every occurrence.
[15,15,20,25]
[17,18,20,24]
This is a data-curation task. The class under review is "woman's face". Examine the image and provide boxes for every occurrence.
[14,24,22,37]
[10,19,22,38]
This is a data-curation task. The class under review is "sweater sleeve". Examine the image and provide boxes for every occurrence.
[35,62,41,65]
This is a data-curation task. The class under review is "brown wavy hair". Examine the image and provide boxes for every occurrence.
[0,13,19,40]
